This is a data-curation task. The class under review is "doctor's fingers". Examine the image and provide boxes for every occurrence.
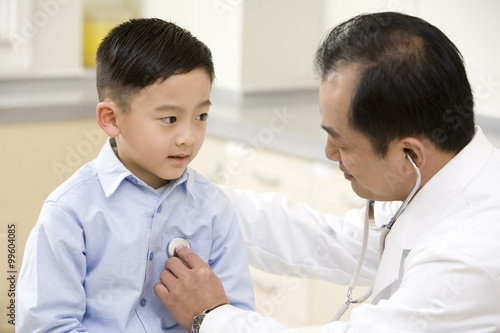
[163,256,191,281]
[154,280,169,299]
[153,279,196,331]
[165,255,217,288]
[173,244,205,269]
[153,274,174,307]
[157,267,179,291]
[156,268,193,302]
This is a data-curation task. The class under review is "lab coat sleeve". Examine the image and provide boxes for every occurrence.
[220,187,383,285]
[201,304,354,332]
[202,246,500,333]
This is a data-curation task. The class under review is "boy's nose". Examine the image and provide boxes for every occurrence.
[175,125,195,146]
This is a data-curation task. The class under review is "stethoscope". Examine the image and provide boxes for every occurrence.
[167,237,191,258]
[331,153,421,321]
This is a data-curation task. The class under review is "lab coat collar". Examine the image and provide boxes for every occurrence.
[372,126,494,302]
[394,126,494,249]
[95,138,194,199]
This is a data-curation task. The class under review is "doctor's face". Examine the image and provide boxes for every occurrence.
[319,64,409,201]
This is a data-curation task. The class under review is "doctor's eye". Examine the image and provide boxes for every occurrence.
[162,116,177,124]
[196,113,208,121]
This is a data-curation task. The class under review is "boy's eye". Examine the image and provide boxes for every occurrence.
[196,113,208,121]
[162,116,177,124]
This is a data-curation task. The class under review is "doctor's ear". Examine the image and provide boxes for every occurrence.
[97,100,120,138]
[401,138,426,171]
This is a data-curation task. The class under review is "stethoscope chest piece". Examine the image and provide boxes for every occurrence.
[167,237,191,258]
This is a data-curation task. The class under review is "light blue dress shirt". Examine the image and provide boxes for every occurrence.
[16,139,255,332]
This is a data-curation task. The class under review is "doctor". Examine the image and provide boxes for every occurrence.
[154,12,500,332]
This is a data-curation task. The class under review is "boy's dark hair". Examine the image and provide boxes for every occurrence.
[315,12,475,157]
[96,18,215,113]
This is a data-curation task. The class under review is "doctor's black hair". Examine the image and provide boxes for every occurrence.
[315,12,475,157]
[96,18,215,113]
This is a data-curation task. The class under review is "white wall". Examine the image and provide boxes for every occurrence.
[0,0,83,76]
[144,0,324,93]
[240,0,323,92]
[1,0,498,118]
[151,0,500,110]
[0,0,32,74]
[32,0,83,75]
[415,0,500,119]
[143,0,244,92]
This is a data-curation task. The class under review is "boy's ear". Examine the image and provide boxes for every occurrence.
[97,100,120,137]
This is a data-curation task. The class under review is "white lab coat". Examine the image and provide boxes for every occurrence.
[202,127,500,333]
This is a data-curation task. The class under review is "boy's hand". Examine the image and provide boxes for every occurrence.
[154,245,229,330]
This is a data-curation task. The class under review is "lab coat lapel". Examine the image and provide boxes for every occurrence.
[371,216,409,304]
[370,191,446,304]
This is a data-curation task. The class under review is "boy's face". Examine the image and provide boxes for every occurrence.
[114,68,211,189]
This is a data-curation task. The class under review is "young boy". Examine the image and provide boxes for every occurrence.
[16,18,254,332]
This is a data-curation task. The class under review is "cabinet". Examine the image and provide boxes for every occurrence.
[0,0,83,76]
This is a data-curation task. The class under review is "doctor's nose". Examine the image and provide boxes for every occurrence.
[325,139,341,162]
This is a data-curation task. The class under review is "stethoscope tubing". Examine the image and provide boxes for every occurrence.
[332,154,421,321]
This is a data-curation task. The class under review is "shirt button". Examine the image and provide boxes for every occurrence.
[156,205,162,213]
[149,252,154,261]
[140,298,146,307]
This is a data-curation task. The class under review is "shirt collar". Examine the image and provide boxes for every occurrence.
[167,167,197,200]
[95,138,197,199]
[95,138,134,197]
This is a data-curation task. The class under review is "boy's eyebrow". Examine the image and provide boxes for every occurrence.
[199,100,212,108]
[155,100,212,112]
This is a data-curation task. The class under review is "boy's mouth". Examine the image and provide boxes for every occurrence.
[168,154,190,164]
[169,153,189,158]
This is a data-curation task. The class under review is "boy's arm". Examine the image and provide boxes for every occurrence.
[17,201,88,332]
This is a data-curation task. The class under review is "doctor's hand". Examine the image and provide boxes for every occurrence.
[154,245,229,331]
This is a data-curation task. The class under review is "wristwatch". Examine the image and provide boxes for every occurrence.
[191,307,216,333]
[191,303,228,332]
